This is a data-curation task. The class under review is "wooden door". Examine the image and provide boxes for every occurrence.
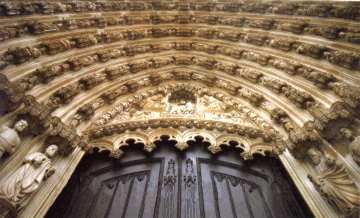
[46,142,312,218]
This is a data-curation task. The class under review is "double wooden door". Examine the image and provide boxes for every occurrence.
[47,143,312,218]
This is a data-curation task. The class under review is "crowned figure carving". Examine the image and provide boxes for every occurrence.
[0,120,28,160]
[0,145,58,218]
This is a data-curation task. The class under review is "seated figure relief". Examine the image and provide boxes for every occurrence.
[0,145,58,218]
[0,120,28,160]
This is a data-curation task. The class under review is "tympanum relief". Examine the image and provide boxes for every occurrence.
[109,88,256,128]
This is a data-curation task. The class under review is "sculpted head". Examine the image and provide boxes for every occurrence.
[340,128,353,140]
[45,145,58,158]
[324,153,336,167]
[306,148,322,165]
[14,119,28,132]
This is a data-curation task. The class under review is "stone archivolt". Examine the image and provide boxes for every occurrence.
[0,1,360,218]
[2,25,360,73]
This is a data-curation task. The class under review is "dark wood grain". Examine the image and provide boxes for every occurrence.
[46,143,313,218]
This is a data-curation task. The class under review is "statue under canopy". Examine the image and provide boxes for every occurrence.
[0,145,58,218]
[0,120,28,159]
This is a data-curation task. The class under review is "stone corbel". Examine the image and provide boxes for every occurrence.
[286,123,321,159]
[15,96,51,136]
[45,117,88,156]
[307,102,353,140]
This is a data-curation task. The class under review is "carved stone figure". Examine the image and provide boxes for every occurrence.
[100,32,124,43]
[324,50,360,70]
[306,147,322,165]
[97,49,123,62]
[295,43,327,59]
[304,25,342,40]
[35,64,69,84]
[0,120,28,159]
[73,35,98,48]
[339,31,360,44]
[243,51,269,66]
[269,59,300,75]
[287,125,320,158]
[277,22,307,34]
[237,88,264,106]
[260,77,286,93]
[350,137,360,165]
[0,74,24,113]
[192,42,218,54]
[246,18,274,30]
[244,33,267,46]
[308,156,360,215]
[235,68,263,83]
[281,86,314,108]
[4,47,41,64]
[301,69,336,89]
[47,84,80,109]
[217,31,241,42]
[104,65,130,80]
[330,83,360,112]
[67,55,98,71]
[78,74,105,90]
[0,145,58,218]
[269,38,295,51]
[0,2,20,16]
[40,39,73,55]
[0,26,21,42]
[26,21,58,35]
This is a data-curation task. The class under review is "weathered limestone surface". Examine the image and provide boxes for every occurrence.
[0,1,359,218]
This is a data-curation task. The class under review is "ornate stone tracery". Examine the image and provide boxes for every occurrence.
[0,0,359,217]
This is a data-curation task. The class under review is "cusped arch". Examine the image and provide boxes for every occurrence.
[113,132,150,154]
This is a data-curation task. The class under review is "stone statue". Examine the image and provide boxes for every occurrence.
[0,120,28,159]
[308,155,360,215]
[350,136,360,165]
[306,147,322,165]
[0,145,58,218]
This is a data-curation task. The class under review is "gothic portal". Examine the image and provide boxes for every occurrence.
[0,1,360,218]
[47,144,312,218]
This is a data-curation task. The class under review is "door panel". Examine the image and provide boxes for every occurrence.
[46,145,312,218]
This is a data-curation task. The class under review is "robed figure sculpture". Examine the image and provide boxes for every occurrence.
[0,145,58,218]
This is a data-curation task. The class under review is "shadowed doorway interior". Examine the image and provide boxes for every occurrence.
[46,141,313,218]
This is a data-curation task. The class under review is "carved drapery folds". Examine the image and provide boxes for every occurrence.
[0,145,58,218]
[308,156,360,216]
[0,120,28,160]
